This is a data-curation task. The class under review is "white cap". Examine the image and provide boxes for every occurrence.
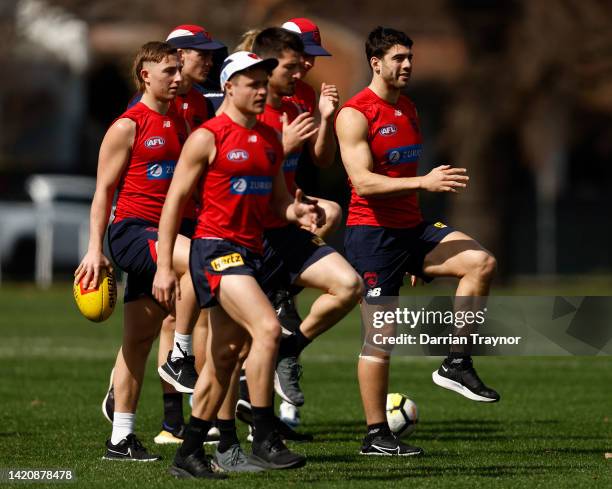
[219,51,278,88]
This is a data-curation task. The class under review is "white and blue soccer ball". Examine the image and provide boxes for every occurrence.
[386,393,418,437]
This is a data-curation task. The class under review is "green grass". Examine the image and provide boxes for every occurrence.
[1,284,611,488]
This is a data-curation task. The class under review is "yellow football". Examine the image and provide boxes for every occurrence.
[73,268,117,322]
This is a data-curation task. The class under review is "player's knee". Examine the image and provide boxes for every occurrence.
[324,201,343,232]
[468,251,497,282]
[237,339,251,363]
[253,318,281,350]
[213,342,241,371]
[335,271,364,306]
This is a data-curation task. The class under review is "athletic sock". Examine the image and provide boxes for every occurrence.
[171,333,192,361]
[180,416,212,457]
[293,329,311,356]
[216,418,240,453]
[111,412,135,445]
[238,368,250,403]
[162,393,184,429]
[278,329,311,358]
[251,406,275,443]
[366,421,391,440]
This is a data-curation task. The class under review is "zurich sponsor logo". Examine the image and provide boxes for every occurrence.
[230,176,273,195]
[283,153,300,172]
[386,144,422,165]
[378,124,397,137]
[227,149,249,162]
[147,160,176,180]
[144,136,165,149]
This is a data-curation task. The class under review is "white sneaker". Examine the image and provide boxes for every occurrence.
[279,401,301,428]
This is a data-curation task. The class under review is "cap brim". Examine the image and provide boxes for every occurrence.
[304,44,331,56]
[168,38,226,50]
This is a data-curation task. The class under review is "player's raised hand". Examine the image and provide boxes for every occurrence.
[293,188,326,232]
[74,251,113,290]
[318,82,340,120]
[281,111,318,155]
[420,165,469,193]
[152,266,180,312]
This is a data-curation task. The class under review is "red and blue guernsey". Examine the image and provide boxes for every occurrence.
[193,113,284,254]
[341,87,423,229]
[257,101,301,228]
[284,79,316,115]
[113,102,185,225]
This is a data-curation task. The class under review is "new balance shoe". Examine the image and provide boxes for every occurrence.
[273,290,302,336]
[250,431,306,470]
[101,368,114,424]
[103,434,161,461]
[235,398,253,427]
[158,350,197,394]
[213,444,264,472]
[204,426,220,445]
[274,356,304,406]
[279,401,301,429]
[169,448,226,479]
[360,433,423,457]
[432,357,500,402]
[275,416,313,442]
[154,423,185,445]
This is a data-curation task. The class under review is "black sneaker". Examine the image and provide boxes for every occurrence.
[235,399,253,426]
[169,448,227,479]
[275,416,313,442]
[158,349,198,394]
[250,431,306,469]
[101,368,114,424]
[274,356,304,406]
[103,434,161,461]
[432,357,500,402]
[273,290,302,336]
[360,433,423,456]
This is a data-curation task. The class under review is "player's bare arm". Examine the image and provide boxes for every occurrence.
[74,118,135,289]
[152,128,216,309]
[308,82,339,168]
[336,107,469,197]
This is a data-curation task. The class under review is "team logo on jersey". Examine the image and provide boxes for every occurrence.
[145,136,165,149]
[230,176,273,195]
[386,144,422,165]
[227,149,249,162]
[378,124,397,137]
[210,253,244,272]
[163,120,172,128]
[364,272,378,288]
[147,160,176,180]
[248,135,258,143]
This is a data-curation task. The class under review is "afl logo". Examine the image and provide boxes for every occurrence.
[227,149,249,162]
[379,124,397,137]
[148,164,163,178]
[145,136,165,149]
[231,178,247,194]
[388,150,401,163]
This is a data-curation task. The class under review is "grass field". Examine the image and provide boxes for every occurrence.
[1,283,611,488]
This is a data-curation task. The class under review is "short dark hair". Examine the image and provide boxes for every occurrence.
[365,26,413,63]
[252,27,304,59]
[132,41,177,92]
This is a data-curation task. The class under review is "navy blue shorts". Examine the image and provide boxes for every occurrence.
[107,217,196,303]
[260,225,336,296]
[344,221,455,298]
[190,238,263,309]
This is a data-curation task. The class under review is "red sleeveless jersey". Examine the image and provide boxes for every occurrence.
[175,87,209,131]
[340,88,423,228]
[113,102,185,225]
[257,101,302,229]
[193,113,284,253]
[284,79,316,115]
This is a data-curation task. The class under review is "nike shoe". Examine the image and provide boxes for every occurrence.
[103,434,161,461]
[154,423,185,445]
[101,368,114,424]
[360,433,423,456]
[158,350,197,394]
[213,444,264,472]
[273,290,302,336]
[169,448,226,479]
[246,425,253,443]
[279,401,301,429]
[432,357,500,402]
[275,416,312,442]
[204,426,220,445]
[274,356,304,406]
[235,398,253,427]
[250,431,306,470]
